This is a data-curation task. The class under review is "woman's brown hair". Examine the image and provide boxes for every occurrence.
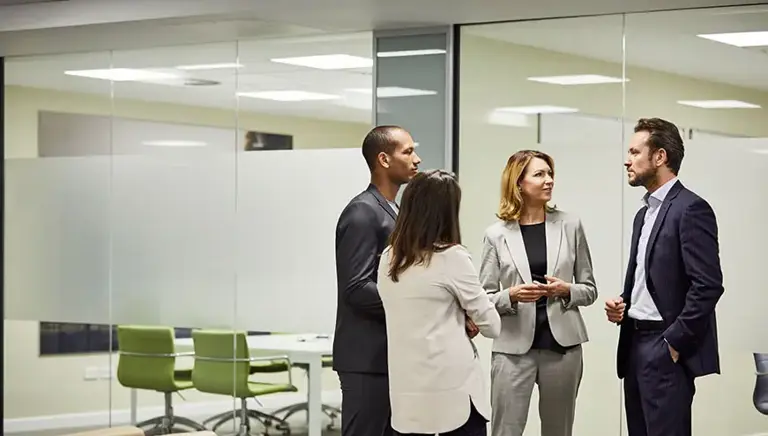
[388,169,462,282]
[497,150,556,222]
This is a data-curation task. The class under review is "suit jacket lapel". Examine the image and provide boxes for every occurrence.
[629,208,645,264]
[367,184,397,221]
[502,222,532,284]
[545,215,562,277]
[624,208,645,298]
[644,181,682,267]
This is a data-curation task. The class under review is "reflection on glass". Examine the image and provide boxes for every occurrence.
[4,51,115,431]
[4,31,374,436]
[625,6,768,435]
[462,5,767,436]
[375,32,449,171]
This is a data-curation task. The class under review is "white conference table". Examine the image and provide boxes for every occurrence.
[129,333,333,436]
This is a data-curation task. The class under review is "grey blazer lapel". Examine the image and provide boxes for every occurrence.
[545,214,562,277]
[502,222,532,284]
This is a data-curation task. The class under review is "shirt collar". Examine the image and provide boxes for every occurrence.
[642,177,678,207]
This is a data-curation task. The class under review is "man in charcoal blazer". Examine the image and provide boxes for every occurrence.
[333,125,420,436]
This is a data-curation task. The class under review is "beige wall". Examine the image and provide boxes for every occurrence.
[3,85,370,420]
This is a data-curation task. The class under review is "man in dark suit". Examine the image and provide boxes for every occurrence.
[333,125,420,436]
[605,118,724,436]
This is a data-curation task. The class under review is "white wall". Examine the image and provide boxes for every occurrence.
[3,85,371,421]
[459,32,768,436]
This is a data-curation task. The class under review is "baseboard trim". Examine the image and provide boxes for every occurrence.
[3,390,342,434]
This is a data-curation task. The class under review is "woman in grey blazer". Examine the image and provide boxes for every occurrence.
[480,150,597,436]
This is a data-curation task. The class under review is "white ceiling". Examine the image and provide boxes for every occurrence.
[1,0,767,55]
[3,4,768,124]
[467,5,768,92]
[3,0,768,32]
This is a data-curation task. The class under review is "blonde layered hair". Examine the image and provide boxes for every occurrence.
[497,150,556,222]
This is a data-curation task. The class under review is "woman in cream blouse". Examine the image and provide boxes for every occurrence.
[379,169,501,436]
[480,150,597,436]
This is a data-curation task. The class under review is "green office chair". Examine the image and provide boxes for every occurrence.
[191,330,298,436]
[271,356,341,430]
[116,325,207,435]
[201,358,293,428]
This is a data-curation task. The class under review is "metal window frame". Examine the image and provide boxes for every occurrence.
[372,27,457,173]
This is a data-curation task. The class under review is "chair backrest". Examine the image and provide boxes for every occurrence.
[754,352,768,415]
[191,330,252,398]
[116,326,179,392]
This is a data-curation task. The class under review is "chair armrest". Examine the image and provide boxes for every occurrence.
[194,354,294,386]
[119,351,194,358]
[250,355,293,386]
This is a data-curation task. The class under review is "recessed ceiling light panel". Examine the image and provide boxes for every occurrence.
[347,87,438,98]
[677,100,761,109]
[487,109,531,128]
[175,63,243,70]
[527,74,628,85]
[496,105,580,115]
[237,91,340,101]
[697,31,768,47]
[64,68,177,82]
[270,54,372,70]
[377,49,446,58]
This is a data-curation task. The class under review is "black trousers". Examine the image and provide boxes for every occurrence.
[624,329,696,436]
[339,372,393,436]
[394,402,487,436]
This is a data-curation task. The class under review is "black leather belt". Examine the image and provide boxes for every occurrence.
[631,319,665,331]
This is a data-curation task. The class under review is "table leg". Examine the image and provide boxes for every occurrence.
[130,388,137,425]
[306,355,323,436]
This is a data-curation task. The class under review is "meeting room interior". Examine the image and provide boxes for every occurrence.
[2,2,767,436]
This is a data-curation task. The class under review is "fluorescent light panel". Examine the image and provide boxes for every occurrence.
[377,49,446,57]
[270,54,372,70]
[64,68,177,82]
[677,100,761,109]
[527,74,627,85]
[347,87,438,98]
[487,110,531,128]
[238,90,339,101]
[497,105,579,115]
[697,31,768,47]
[175,63,243,70]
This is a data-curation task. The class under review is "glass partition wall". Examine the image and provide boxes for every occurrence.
[5,4,768,436]
[3,32,373,436]
[459,4,768,436]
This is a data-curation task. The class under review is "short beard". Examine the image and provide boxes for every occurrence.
[629,167,657,188]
